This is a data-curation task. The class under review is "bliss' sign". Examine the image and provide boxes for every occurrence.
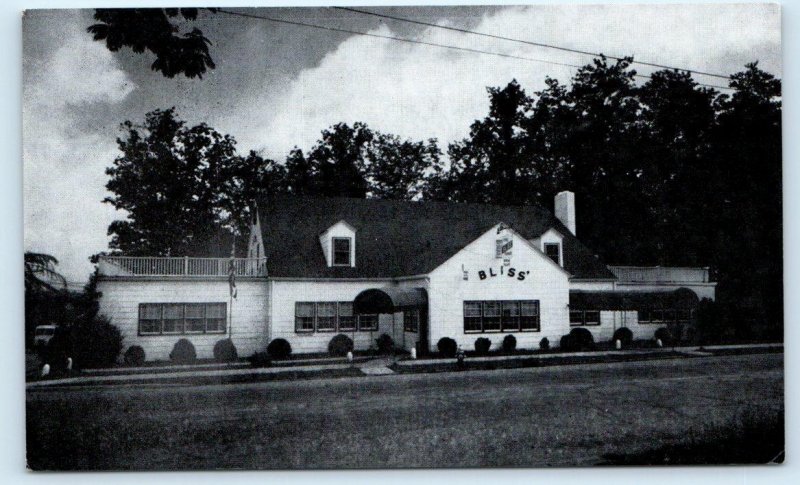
[478,266,531,281]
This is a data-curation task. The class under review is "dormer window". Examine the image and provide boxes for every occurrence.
[544,243,561,266]
[333,237,351,266]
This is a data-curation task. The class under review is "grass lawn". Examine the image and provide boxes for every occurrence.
[26,353,783,470]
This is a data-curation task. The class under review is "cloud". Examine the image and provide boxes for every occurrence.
[23,11,135,282]
[250,4,780,159]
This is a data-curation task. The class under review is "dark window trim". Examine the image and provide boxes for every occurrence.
[463,300,540,333]
[332,237,352,266]
[295,301,379,334]
[638,308,694,325]
[403,309,419,333]
[569,309,601,327]
[137,302,227,337]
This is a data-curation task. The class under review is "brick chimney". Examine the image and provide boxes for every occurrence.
[555,191,576,235]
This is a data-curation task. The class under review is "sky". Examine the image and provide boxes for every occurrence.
[21,3,781,284]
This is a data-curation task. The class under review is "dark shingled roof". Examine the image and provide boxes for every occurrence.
[255,195,616,280]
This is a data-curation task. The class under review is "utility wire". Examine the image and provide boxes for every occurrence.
[216,8,733,91]
[335,6,732,81]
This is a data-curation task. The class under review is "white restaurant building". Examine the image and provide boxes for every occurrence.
[96,192,716,361]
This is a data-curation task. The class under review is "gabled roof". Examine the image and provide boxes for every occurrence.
[254,195,616,280]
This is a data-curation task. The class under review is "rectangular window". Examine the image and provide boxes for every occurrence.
[205,303,227,333]
[544,243,561,265]
[482,301,502,332]
[464,301,483,333]
[403,309,419,333]
[570,309,600,326]
[520,301,540,331]
[332,237,351,266]
[295,302,315,333]
[338,302,356,331]
[664,310,676,323]
[464,300,539,333]
[677,310,691,323]
[137,303,226,336]
[139,304,162,335]
[638,310,652,324]
[184,303,206,333]
[162,304,184,334]
[358,314,379,331]
[316,302,337,332]
[501,301,520,331]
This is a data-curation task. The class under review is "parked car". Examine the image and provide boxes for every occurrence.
[33,325,57,348]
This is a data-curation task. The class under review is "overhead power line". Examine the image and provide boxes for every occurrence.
[216,8,733,91]
[334,6,732,81]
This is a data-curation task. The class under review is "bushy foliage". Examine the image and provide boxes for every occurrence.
[539,337,550,351]
[474,337,491,355]
[40,326,72,371]
[70,316,124,369]
[248,352,271,368]
[169,338,197,364]
[213,338,238,363]
[503,334,517,353]
[437,337,457,358]
[266,338,292,359]
[560,328,596,352]
[123,345,146,366]
[376,334,394,354]
[654,327,673,346]
[613,327,634,348]
[328,334,354,357]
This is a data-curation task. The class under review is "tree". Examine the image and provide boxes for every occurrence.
[287,122,440,200]
[87,8,217,79]
[103,108,285,255]
[434,80,538,205]
[24,252,69,347]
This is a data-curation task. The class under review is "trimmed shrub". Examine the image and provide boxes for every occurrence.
[503,334,517,353]
[539,337,550,351]
[474,337,491,355]
[267,338,292,359]
[612,327,634,348]
[213,338,238,363]
[169,338,197,364]
[328,334,354,357]
[69,316,124,369]
[654,327,673,346]
[560,328,595,352]
[437,337,457,358]
[124,345,146,366]
[248,352,272,368]
[376,334,394,354]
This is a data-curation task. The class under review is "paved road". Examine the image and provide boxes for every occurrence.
[26,353,783,470]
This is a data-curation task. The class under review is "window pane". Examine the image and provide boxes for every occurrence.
[584,311,600,325]
[333,238,351,265]
[162,304,184,333]
[464,301,482,317]
[317,303,337,332]
[206,303,226,319]
[570,310,585,325]
[520,301,539,316]
[664,310,676,322]
[139,319,161,334]
[404,309,419,332]
[677,310,691,323]
[482,301,501,331]
[652,310,664,322]
[359,314,378,331]
[502,301,520,331]
[296,302,315,332]
[206,318,226,333]
[338,302,356,331]
[638,310,651,323]
[140,304,161,320]
[544,243,560,265]
[185,304,205,319]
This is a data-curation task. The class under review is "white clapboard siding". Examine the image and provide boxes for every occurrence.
[97,279,269,362]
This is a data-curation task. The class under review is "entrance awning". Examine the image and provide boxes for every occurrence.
[353,287,428,314]
[569,288,700,311]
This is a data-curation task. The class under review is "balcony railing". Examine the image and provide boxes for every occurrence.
[98,256,268,278]
[608,266,710,283]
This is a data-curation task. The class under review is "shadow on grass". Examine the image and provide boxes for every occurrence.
[600,406,784,465]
